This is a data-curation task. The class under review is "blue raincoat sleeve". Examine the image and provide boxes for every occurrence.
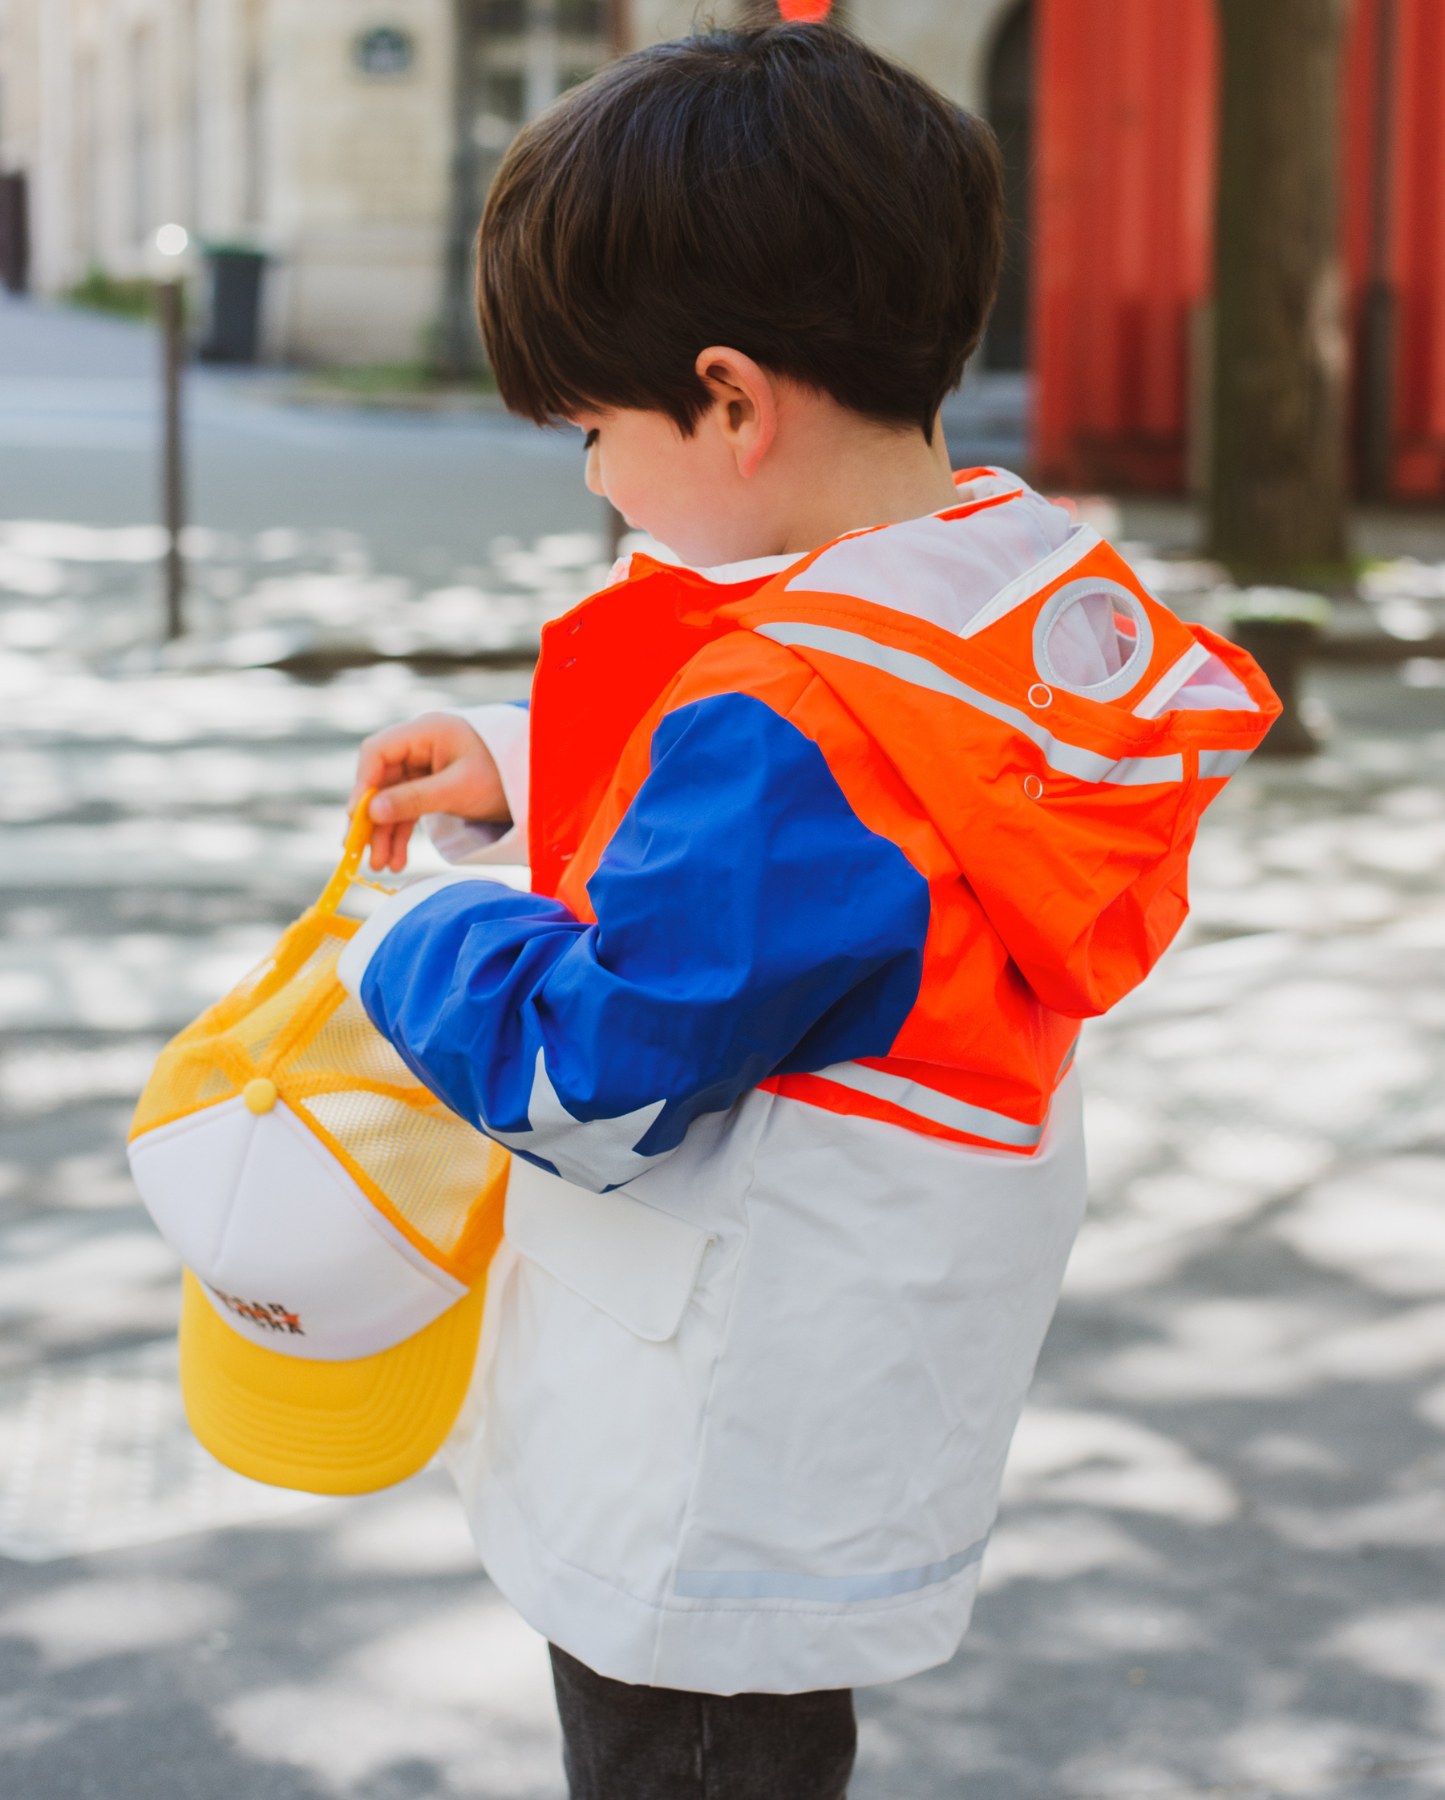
[352,692,930,1190]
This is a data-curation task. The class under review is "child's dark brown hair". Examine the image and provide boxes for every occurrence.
[477,23,1004,441]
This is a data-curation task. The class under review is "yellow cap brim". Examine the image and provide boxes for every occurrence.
[178,1268,488,1495]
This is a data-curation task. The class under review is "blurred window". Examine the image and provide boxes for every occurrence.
[483,69,527,119]
[355,27,417,77]
[557,0,603,34]
[474,69,527,151]
[445,0,610,370]
[463,0,608,181]
[481,0,528,32]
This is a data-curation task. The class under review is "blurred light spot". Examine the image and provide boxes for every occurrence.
[1003,1407,1237,1522]
[1276,1158,1445,1295]
[1,1577,226,1666]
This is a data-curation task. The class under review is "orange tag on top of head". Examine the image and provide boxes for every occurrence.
[778,0,833,18]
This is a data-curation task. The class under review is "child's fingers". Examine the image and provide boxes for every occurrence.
[353,716,459,796]
[349,760,408,824]
[366,818,415,872]
[351,716,498,820]
[348,716,500,863]
[367,753,505,826]
[368,819,414,872]
[367,773,447,823]
[354,730,416,796]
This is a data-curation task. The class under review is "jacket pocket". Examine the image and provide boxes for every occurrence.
[504,1156,712,1343]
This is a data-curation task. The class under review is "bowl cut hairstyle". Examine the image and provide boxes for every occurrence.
[477,23,1005,439]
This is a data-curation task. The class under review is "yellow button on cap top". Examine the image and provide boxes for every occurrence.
[243,1078,278,1114]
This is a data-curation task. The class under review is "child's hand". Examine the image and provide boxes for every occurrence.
[350,713,508,873]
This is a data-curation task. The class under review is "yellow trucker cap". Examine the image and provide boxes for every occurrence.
[126,800,510,1494]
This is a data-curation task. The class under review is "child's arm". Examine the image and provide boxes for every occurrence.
[339,692,931,1192]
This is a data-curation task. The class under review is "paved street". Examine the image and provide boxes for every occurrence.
[3,297,1445,1798]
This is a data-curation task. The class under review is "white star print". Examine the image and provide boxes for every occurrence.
[486,1048,669,1192]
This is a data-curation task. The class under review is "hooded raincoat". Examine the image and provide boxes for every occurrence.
[339,468,1278,1694]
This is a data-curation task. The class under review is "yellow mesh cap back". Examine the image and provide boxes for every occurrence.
[127,797,513,1494]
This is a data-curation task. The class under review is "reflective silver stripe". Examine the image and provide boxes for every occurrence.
[1133,641,1212,719]
[756,621,1183,788]
[1107,755,1186,786]
[1058,1036,1079,1077]
[1199,748,1253,779]
[960,525,1101,639]
[674,1535,989,1602]
[814,1060,1045,1148]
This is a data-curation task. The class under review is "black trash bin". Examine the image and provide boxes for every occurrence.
[0,172,29,294]
[199,247,267,363]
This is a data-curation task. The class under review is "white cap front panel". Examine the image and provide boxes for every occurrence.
[129,1096,466,1361]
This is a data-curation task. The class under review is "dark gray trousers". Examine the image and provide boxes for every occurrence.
[549,1643,856,1800]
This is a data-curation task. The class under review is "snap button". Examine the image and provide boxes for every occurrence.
[1023,774,1043,801]
[1028,683,1053,709]
[243,1078,278,1114]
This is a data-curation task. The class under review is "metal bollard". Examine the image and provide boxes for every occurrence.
[149,224,194,642]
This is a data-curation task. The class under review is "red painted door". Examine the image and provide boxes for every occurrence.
[1032,0,1217,493]
[1353,0,1445,497]
[1032,0,1445,502]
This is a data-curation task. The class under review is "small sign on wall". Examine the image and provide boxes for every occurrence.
[354,25,416,77]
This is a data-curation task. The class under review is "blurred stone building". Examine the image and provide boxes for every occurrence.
[0,0,1028,366]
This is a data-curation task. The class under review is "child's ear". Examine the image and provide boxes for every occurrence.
[695,347,777,479]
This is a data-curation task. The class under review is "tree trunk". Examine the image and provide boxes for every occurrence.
[1209,0,1349,578]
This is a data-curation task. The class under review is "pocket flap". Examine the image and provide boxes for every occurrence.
[504,1157,711,1343]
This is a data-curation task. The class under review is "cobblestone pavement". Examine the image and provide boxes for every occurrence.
[5,298,1445,1799]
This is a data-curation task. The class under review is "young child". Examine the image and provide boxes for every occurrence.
[340,23,1276,1798]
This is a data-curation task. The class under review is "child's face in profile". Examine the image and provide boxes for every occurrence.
[569,346,806,567]
[569,349,958,571]
[573,401,756,569]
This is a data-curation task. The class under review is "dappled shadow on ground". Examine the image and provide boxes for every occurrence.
[0,1473,563,1800]
[1,630,1444,1793]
